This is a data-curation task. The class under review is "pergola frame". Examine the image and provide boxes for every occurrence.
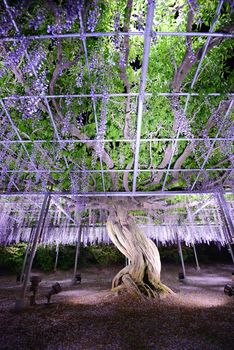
[1,0,233,310]
[0,31,233,43]
[0,0,233,196]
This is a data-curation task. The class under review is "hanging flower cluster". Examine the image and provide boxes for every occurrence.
[171,97,194,139]
[4,39,28,69]
[87,0,100,32]
[0,203,230,246]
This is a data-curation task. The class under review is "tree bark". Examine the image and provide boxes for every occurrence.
[106,206,173,298]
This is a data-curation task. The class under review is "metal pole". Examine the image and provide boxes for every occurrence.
[0,190,233,197]
[19,226,35,284]
[2,167,234,175]
[227,241,234,264]
[0,30,232,43]
[3,92,234,100]
[215,194,234,264]
[178,238,186,278]
[0,136,233,144]
[54,243,59,272]
[73,224,82,284]
[216,193,234,240]
[132,0,156,193]
[78,11,105,192]
[186,204,200,271]
[16,194,50,309]
[193,244,200,271]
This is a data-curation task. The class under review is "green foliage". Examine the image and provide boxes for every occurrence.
[84,244,124,266]
[0,243,26,273]
[57,245,77,270]
[33,245,55,272]
[0,242,231,274]
[159,242,231,264]
[0,0,233,192]
[159,244,194,263]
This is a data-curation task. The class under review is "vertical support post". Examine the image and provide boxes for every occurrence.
[178,238,186,278]
[186,204,200,271]
[132,0,156,193]
[73,224,82,284]
[193,244,200,271]
[227,241,234,264]
[216,208,234,264]
[215,193,234,264]
[16,194,50,309]
[216,193,234,240]
[54,243,59,272]
[19,226,35,284]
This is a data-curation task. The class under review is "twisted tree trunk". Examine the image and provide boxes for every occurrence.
[106,206,173,298]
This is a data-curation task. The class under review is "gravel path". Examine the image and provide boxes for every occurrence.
[0,264,233,350]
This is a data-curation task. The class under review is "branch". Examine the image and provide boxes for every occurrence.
[49,39,83,114]
[172,22,234,91]
[143,3,234,189]
[205,170,232,189]
[1,43,28,87]
[48,34,117,188]
[123,159,134,192]
[143,144,173,188]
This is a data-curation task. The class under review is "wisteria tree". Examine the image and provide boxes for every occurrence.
[0,0,233,297]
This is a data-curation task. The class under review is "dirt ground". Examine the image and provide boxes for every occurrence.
[0,263,233,350]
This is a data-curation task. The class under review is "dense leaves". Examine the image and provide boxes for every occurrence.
[0,0,233,193]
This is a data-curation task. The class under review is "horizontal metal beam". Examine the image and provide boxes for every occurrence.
[0,138,233,144]
[0,31,233,42]
[0,190,233,197]
[3,93,234,100]
[1,168,233,174]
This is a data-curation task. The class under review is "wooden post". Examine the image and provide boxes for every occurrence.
[15,194,50,309]
[73,224,82,284]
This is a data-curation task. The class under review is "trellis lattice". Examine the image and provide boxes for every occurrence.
[0,0,233,196]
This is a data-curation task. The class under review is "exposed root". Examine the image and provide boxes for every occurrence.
[112,273,174,299]
[122,275,143,298]
[157,282,175,295]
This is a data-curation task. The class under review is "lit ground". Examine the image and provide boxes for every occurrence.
[0,263,233,350]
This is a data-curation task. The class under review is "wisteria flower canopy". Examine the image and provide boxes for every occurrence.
[0,0,233,196]
[1,1,234,301]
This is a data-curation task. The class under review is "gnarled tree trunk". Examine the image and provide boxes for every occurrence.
[106,206,173,298]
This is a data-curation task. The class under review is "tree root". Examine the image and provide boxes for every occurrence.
[157,282,175,295]
[111,273,174,299]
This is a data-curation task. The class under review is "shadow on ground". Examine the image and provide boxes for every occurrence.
[0,264,233,350]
